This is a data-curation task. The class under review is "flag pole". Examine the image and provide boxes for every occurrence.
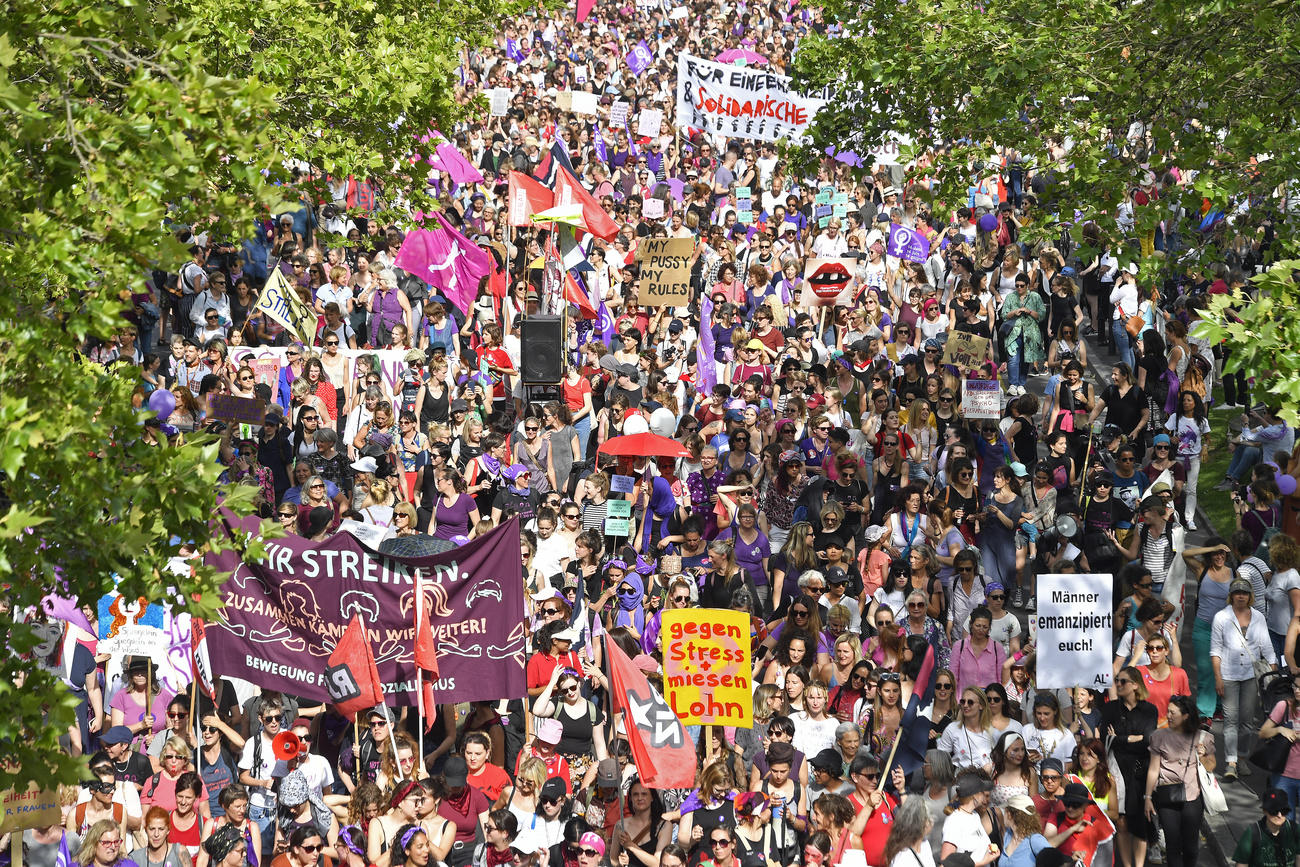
[415,574,426,765]
[191,678,200,779]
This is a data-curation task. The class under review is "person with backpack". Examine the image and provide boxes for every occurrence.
[1230,789,1300,867]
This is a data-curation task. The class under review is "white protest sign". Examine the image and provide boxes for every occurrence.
[643,197,665,218]
[670,5,689,18]
[1035,574,1114,689]
[489,88,511,117]
[574,64,589,84]
[638,108,663,138]
[610,101,630,128]
[230,347,413,399]
[962,378,1001,419]
[571,91,599,115]
[676,53,832,143]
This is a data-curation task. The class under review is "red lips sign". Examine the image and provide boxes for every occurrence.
[802,257,856,306]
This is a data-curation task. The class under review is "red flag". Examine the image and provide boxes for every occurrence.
[190,618,217,702]
[553,168,619,240]
[606,637,695,789]
[413,577,441,732]
[507,170,555,226]
[325,615,385,722]
[565,272,598,320]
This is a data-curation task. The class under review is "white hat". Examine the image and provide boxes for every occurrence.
[780,221,799,235]
[864,525,888,543]
[553,627,580,642]
[350,456,378,474]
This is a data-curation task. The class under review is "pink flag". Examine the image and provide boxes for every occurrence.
[430,142,485,185]
[392,217,491,316]
[576,0,597,22]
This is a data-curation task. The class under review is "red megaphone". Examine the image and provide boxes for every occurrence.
[272,730,304,761]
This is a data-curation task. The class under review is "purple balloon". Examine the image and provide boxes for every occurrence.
[1278,474,1298,497]
[977,213,999,232]
[147,388,176,419]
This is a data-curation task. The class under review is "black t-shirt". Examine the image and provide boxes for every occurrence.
[1084,495,1133,534]
[493,488,535,524]
[1100,384,1147,435]
[113,751,155,788]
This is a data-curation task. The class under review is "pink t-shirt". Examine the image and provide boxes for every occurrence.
[1268,700,1300,778]
[110,688,174,748]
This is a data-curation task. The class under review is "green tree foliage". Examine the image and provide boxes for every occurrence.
[793,0,1300,398]
[0,0,505,789]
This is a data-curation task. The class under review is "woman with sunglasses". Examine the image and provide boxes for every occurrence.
[77,820,138,867]
[367,781,425,867]
[828,660,871,723]
[532,666,609,791]
[142,734,210,814]
[982,682,1021,742]
[902,589,950,671]
[938,688,995,772]
[1101,665,1157,866]
[70,771,129,839]
[857,671,904,757]
[1136,627,1190,728]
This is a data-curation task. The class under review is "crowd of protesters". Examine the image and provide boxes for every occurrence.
[19,2,1300,867]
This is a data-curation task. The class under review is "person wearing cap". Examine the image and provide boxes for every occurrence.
[1232,788,1300,865]
[97,725,154,790]
[1211,575,1277,780]
[1052,782,1114,866]
[996,792,1050,865]
[512,723,572,803]
[939,773,995,864]
[807,748,854,802]
[1032,757,1066,827]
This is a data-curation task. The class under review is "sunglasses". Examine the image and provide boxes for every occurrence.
[673,595,690,603]
[279,511,297,518]
[906,601,926,608]
[959,699,979,706]
[988,594,1005,600]
[167,711,189,719]
[875,620,893,628]
[792,609,810,617]
[957,565,975,573]
[162,754,184,761]
[300,845,322,854]
[576,849,601,858]
[1115,678,1132,686]
[541,796,562,806]
[935,683,953,691]
[1040,774,1062,782]
[202,725,219,734]
[710,840,732,848]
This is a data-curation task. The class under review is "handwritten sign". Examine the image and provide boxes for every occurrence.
[635,237,694,307]
[637,108,663,139]
[607,499,632,518]
[0,786,61,834]
[251,358,281,402]
[209,394,267,426]
[604,517,631,536]
[610,101,630,128]
[642,197,665,219]
[942,332,991,372]
[1036,574,1114,689]
[489,88,511,117]
[662,610,752,727]
[609,474,636,494]
[962,378,1002,420]
[670,5,689,18]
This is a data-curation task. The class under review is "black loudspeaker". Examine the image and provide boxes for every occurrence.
[520,315,565,383]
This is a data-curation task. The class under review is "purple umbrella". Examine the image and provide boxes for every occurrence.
[716,48,768,65]
[824,145,865,168]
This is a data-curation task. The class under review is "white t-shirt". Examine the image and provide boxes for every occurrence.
[889,843,937,867]
[961,611,1022,654]
[1166,415,1211,458]
[941,807,992,857]
[238,734,287,809]
[935,724,993,770]
[791,713,839,759]
[1022,725,1076,770]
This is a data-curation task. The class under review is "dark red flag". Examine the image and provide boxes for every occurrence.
[564,272,598,320]
[606,637,695,789]
[190,618,217,702]
[413,576,441,732]
[325,615,385,722]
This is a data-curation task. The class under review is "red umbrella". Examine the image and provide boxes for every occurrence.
[598,431,692,459]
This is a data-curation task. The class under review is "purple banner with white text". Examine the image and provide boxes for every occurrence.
[887,222,930,264]
[205,516,527,705]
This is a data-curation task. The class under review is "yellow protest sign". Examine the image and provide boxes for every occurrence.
[255,267,318,345]
[661,609,753,727]
[0,785,61,834]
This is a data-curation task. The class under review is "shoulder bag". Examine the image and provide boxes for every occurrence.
[1151,733,1196,808]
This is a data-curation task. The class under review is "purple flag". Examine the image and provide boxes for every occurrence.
[699,296,717,395]
[205,515,528,706]
[626,40,654,76]
[392,216,491,316]
[505,39,525,62]
[598,293,616,344]
[886,222,931,264]
[430,141,485,185]
[593,123,608,165]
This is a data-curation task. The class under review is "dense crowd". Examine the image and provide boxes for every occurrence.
[17,3,1300,867]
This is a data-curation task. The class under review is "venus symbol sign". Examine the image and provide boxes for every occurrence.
[887,223,930,264]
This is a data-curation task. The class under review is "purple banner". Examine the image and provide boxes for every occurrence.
[886,222,930,264]
[626,40,654,77]
[205,516,527,706]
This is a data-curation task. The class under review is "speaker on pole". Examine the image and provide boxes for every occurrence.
[520,315,565,383]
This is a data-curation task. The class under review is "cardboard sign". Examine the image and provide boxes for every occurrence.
[801,257,856,307]
[607,499,633,518]
[962,378,1002,419]
[942,332,991,372]
[556,91,574,112]
[637,108,663,138]
[661,609,753,727]
[609,474,636,494]
[574,64,589,84]
[635,237,694,307]
[489,88,511,117]
[0,786,61,834]
[1036,574,1114,689]
[660,554,682,575]
[642,197,665,219]
[209,394,267,426]
[604,517,632,536]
